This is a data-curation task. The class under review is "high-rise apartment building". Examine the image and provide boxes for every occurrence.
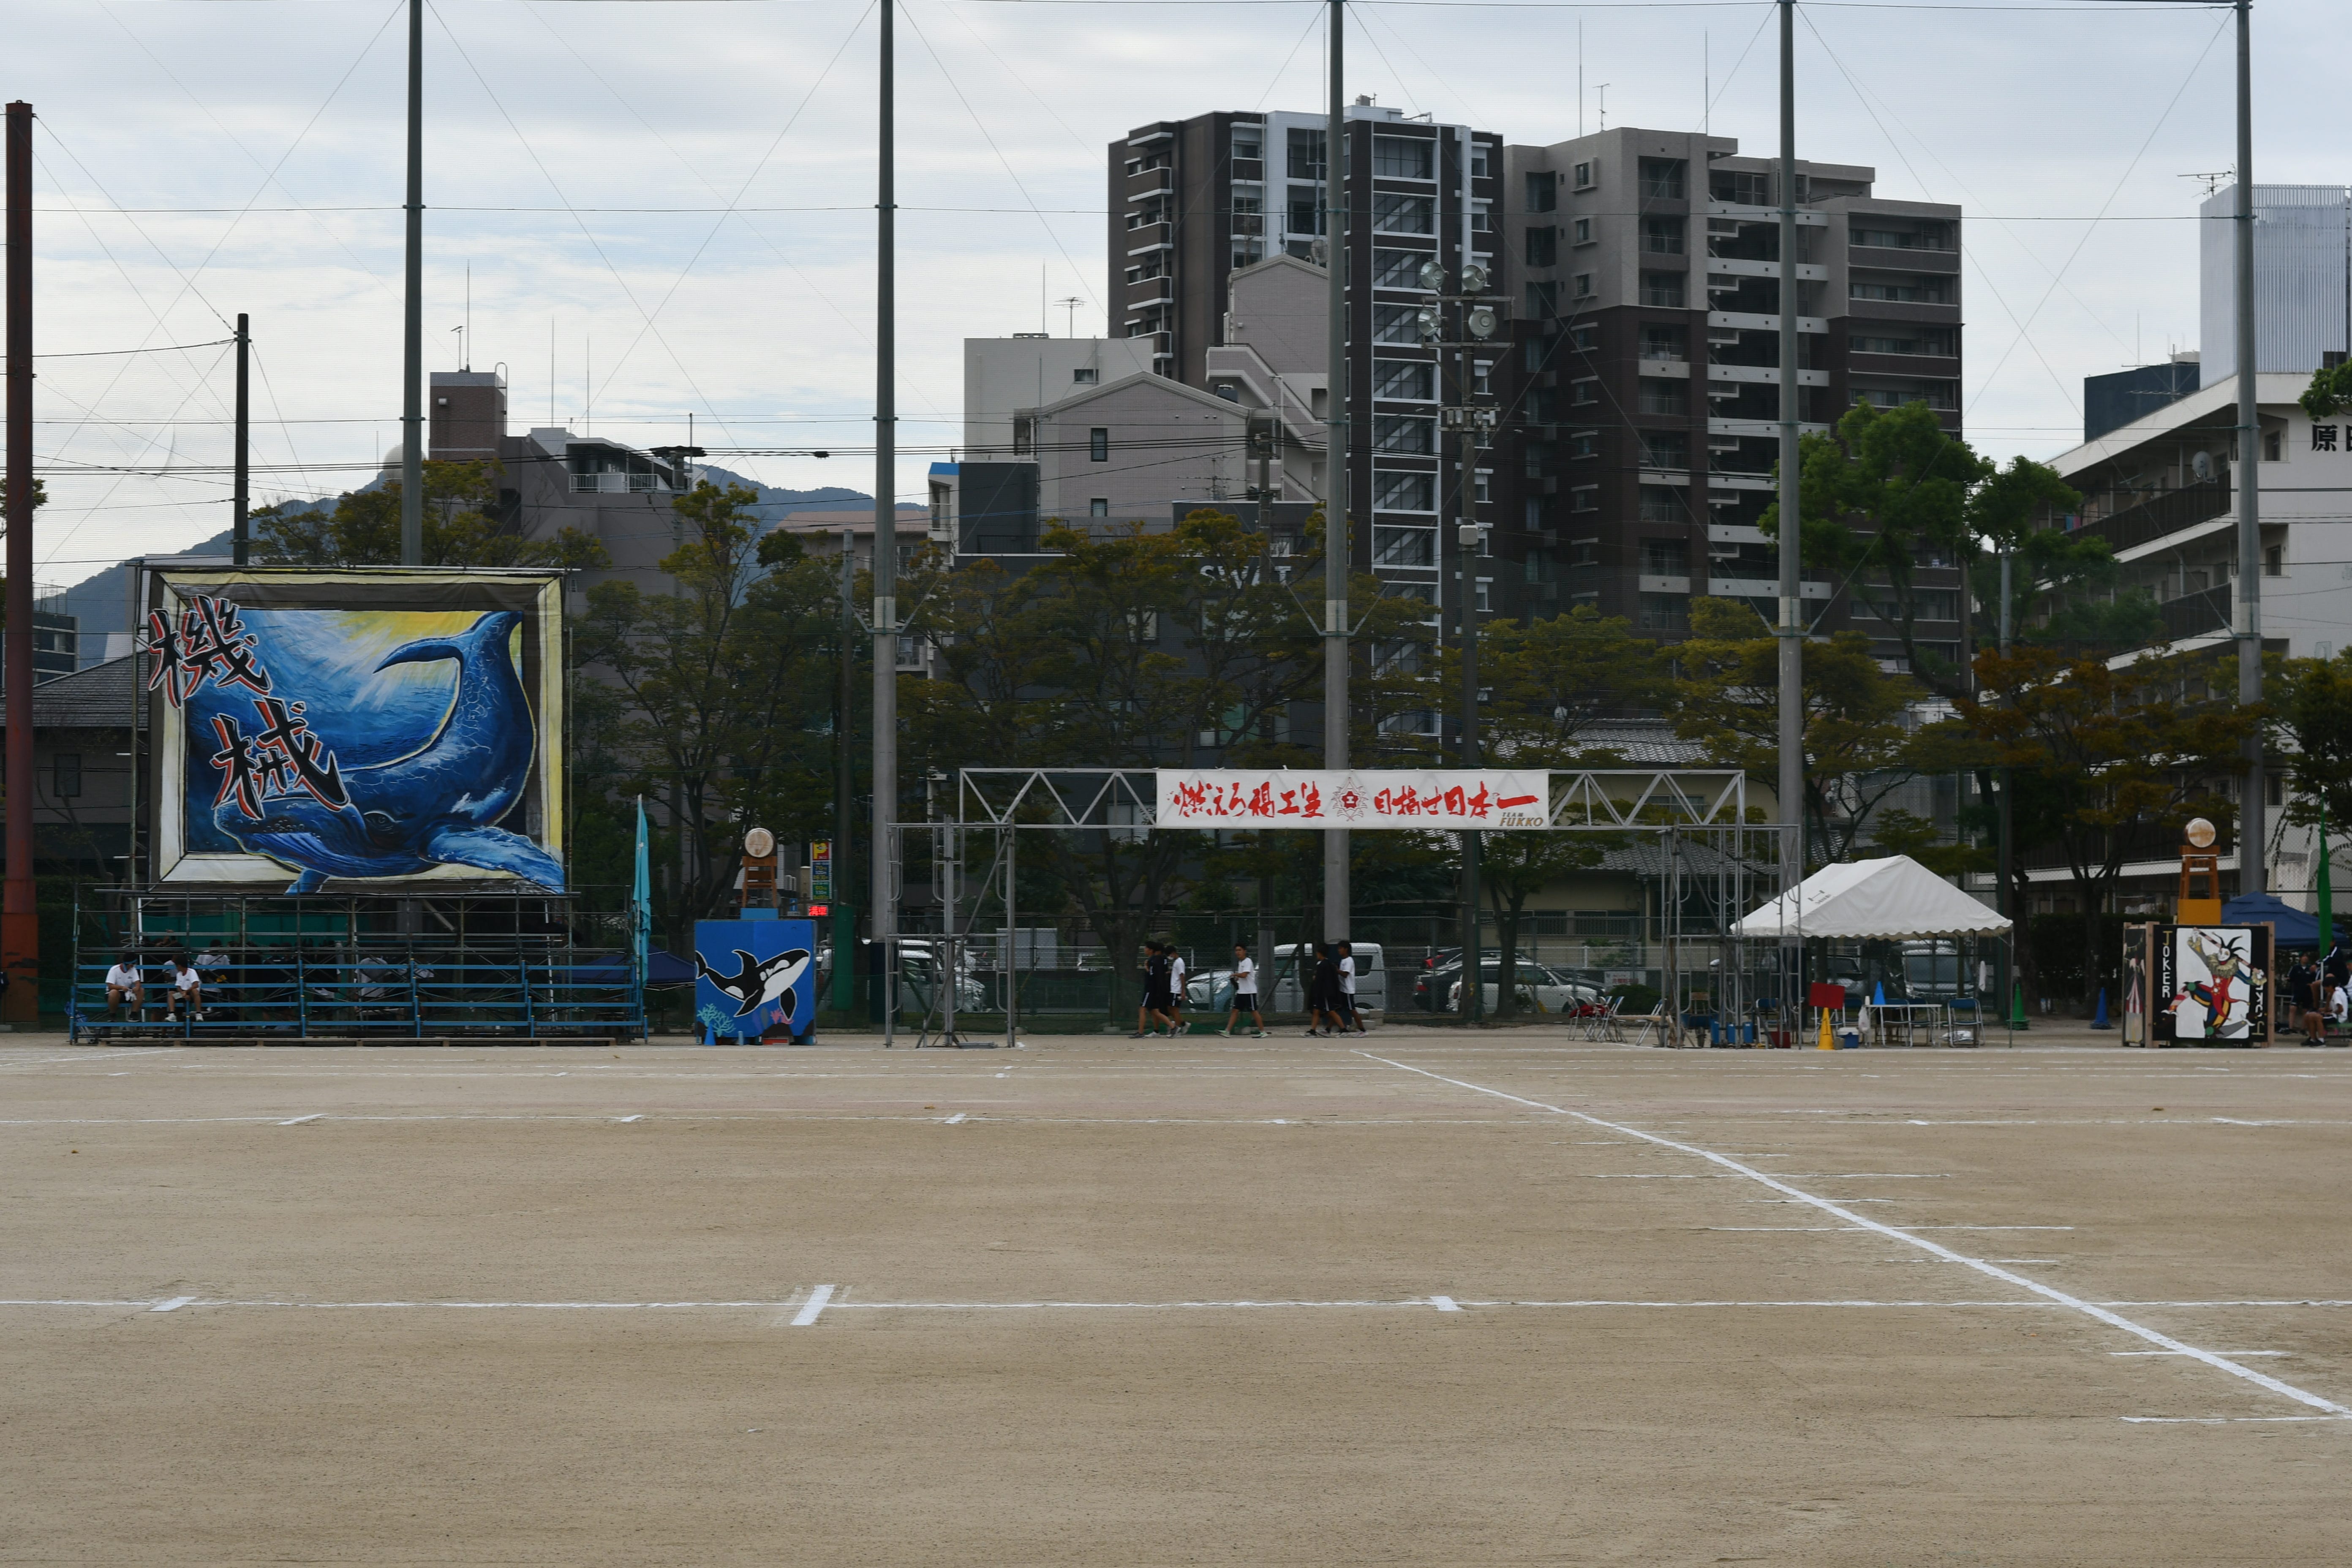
[2200,184,2352,381]
[1500,128,1963,663]
[1111,102,1508,638]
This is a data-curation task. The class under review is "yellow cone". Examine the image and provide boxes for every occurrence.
[1817,1007,1836,1050]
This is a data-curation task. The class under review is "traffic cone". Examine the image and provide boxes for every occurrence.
[2091,987,2111,1029]
[1817,1007,1835,1050]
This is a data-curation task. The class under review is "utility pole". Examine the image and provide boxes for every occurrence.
[3,101,35,1026]
[233,313,250,567]
[872,0,899,1043]
[2232,0,2265,893]
[400,0,423,566]
[1998,548,2018,1026]
[835,530,857,1015]
[1323,0,1350,943]
[1775,0,1805,1004]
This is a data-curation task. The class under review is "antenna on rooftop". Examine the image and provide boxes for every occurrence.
[2181,170,2233,198]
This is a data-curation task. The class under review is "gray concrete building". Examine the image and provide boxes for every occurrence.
[2200,184,2352,381]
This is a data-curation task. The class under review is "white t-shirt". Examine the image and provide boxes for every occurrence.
[172,965,200,991]
[1233,956,1255,995]
[105,963,142,989]
[1170,956,1187,995]
[1339,955,1356,995]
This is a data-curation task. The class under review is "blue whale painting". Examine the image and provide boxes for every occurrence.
[172,598,563,895]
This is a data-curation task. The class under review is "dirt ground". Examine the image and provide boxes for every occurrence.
[3,1029,2349,1565]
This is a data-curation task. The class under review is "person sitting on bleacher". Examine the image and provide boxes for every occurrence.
[165,955,204,1023]
[193,947,233,1021]
[104,953,145,1021]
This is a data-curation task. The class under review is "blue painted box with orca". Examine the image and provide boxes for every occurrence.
[694,919,817,1043]
[147,567,565,893]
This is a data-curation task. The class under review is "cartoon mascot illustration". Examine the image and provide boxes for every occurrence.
[2173,929,2251,1039]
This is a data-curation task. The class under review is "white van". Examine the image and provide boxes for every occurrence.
[1264,942,1384,1017]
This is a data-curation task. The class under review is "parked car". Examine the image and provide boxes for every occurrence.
[1413,950,1540,1011]
[1444,960,1603,1016]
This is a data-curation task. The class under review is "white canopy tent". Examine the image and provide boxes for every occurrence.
[1734,855,2012,942]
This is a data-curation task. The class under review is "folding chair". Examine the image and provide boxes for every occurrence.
[1621,1002,1670,1047]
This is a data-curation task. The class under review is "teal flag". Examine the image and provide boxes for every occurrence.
[633,796,652,986]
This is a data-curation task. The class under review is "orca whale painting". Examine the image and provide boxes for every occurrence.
[150,570,566,893]
[694,919,818,1042]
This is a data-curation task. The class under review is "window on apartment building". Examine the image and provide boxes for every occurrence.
[1638,593,1690,632]
[1232,125,1263,158]
[1640,273,1685,308]
[1709,169,1770,205]
[1089,498,1110,517]
[1570,539,1599,566]
[1851,223,1953,251]
[1230,193,1263,236]
[1373,526,1437,567]
[1287,187,1323,237]
[1572,217,1593,245]
[1570,323,1598,351]
[51,753,81,799]
[1472,199,1493,234]
[1474,470,1493,504]
[1471,144,1492,179]
[1573,272,1595,299]
[1375,248,1434,288]
[1571,378,1599,406]
[1013,415,1034,455]
[1638,431,1689,470]
[1638,380,1687,416]
[1569,486,1598,513]
[1373,359,1436,400]
[1374,193,1435,234]
[1089,427,1110,462]
[1640,538,1690,576]
[1373,304,1424,346]
[1642,216,1685,254]
[1287,127,1325,180]
[1473,360,1493,397]
[2267,544,2286,575]
[1373,136,1435,180]
[1525,170,1558,212]
[1573,160,1596,190]
[1851,332,1955,357]
[2266,429,2283,460]
[1639,158,1688,200]
[1569,429,1599,459]
[1374,470,1437,512]
[1072,367,1099,384]
[1526,280,1562,318]
[1639,324,1687,361]
[1850,276,1952,304]
[1373,414,1437,454]
[1525,226,1559,268]
[1638,486,1689,524]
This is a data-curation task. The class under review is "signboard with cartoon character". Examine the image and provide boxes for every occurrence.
[148,568,564,892]
[2153,923,2272,1045]
[693,918,817,1043]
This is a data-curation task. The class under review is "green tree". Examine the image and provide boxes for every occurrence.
[254,460,607,570]
[1963,642,2256,989]
[1462,607,1663,1014]
[570,481,837,947]
[1668,596,1931,869]
[2270,648,2352,833]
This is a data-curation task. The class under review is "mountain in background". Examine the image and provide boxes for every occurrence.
[54,464,916,656]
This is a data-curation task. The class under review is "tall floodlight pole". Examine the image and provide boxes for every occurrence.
[2232,0,2265,892]
[1324,0,1350,941]
[1775,0,1805,994]
[400,0,423,566]
[3,101,35,1026]
[233,313,250,567]
[872,0,900,1042]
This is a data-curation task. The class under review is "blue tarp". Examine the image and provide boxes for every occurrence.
[646,949,698,987]
[2219,892,2319,947]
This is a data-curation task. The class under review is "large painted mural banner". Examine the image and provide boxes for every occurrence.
[150,568,565,892]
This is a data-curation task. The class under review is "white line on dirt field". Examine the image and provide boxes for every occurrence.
[790,1285,836,1326]
[278,1114,323,1126]
[1354,1051,2352,1420]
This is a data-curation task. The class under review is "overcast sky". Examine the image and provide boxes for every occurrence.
[14,0,2338,586]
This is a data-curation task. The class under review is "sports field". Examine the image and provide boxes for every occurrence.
[4,1031,2349,1564]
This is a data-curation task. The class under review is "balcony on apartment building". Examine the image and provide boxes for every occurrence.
[2071,474,2231,555]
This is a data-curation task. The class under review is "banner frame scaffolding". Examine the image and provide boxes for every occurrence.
[890,768,1791,1050]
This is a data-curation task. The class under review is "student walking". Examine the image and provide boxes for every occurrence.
[1335,940,1368,1034]
[1132,941,1179,1037]
[1168,945,1188,1034]
[2289,951,2323,1045]
[1306,943,1343,1036]
[1221,942,1268,1037]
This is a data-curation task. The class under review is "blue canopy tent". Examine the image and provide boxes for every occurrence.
[2219,892,2318,948]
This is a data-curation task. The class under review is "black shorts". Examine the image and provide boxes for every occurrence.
[1146,989,1175,1011]
[1231,991,1260,1013]
[1331,992,1355,1016]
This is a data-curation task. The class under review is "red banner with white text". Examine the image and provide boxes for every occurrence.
[1154,770,1552,830]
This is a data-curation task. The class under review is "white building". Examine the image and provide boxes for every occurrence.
[2199,184,2351,381]
[962,335,1157,459]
